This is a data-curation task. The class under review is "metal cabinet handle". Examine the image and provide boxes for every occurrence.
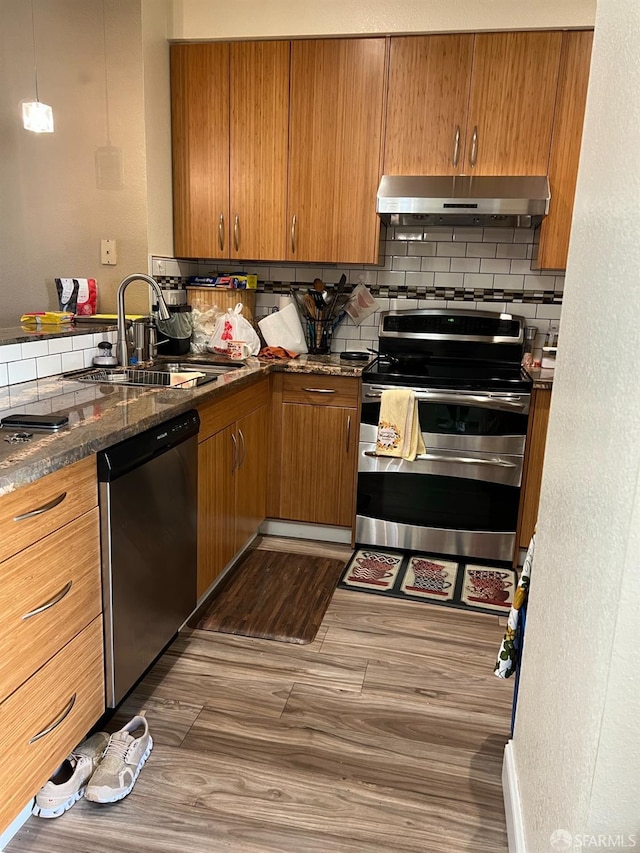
[364,450,516,468]
[365,390,525,412]
[452,125,461,167]
[238,428,246,468]
[469,125,478,168]
[231,431,238,473]
[302,387,336,394]
[29,693,77,744]
[14,491,67,522]
[233,214,239,252]
[291,215,297,254]
[346,415,351,454]
[218,213,225,251]
[22,580,72,621]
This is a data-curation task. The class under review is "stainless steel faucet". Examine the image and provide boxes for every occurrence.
[116,274,171,366]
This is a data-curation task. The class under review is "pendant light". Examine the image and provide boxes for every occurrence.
[21,0,54,133]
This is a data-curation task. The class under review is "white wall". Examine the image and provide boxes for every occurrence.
[0,0,153,320]
[141,0,174,258]
[512,0,640,845]
[170,0,595,40]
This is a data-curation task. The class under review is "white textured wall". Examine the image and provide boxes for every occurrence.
[170,0,595,39]
[0,0,150,320]
[512,0,640,845]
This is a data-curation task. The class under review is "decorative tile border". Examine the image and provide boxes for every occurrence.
[156,276,562,305]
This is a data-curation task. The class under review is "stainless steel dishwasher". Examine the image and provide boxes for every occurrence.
[98,410,199,707]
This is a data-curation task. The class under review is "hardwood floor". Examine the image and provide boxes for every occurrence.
[7,537,513,853]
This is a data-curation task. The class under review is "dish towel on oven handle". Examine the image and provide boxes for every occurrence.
[494,532,534,678]
[376,389,426,462]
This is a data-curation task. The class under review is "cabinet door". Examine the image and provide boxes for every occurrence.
[279,403,357,527]
[197,425,236,598]
[288,38,386,264]
[384,35,474,176]
[234,404,269,552]
[536,31,593,270]
[171,43,230,259]
[466,32,562,176]
[230,41,289,262]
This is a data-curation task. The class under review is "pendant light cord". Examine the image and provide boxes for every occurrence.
[30,0,39,101]
[102,0,111,146]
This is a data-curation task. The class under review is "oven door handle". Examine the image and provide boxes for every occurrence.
[364,390,528,411]
[363,450,517,468]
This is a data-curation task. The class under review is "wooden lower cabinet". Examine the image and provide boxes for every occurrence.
[269,373,360,530]
[516,387,552,556]
[197,380,269,597]
[0,616,105,833]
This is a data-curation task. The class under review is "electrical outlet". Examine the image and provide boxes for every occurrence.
[101,239,117,266]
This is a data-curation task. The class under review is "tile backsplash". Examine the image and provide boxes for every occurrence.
[154,224,564,361]
[0,331,117,388]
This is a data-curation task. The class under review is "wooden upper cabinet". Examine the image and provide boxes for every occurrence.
[466,31,563,176]
[171,43,230,259]
[536,31,593,270]
[384,35,474,176]
[287,38,387,264]
[230,41,290,261]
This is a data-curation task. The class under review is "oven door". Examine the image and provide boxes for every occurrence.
[356,384,530,562]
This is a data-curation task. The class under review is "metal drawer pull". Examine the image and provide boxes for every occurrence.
[470,125,478,168]
[231,432,238,473]
[29,693,77,744]
[346,415,351,453]
[302,388,336,394]
[452,125,461,167]
[14,491,67,522]
[291,215,297,254]
[233,214,239,251]
[364,450,516,468]
[22,581,73,621]
[218,213,225,251]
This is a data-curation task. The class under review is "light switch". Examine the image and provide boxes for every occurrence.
[101,239,117,266]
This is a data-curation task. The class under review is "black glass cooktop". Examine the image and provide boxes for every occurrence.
[363,357,532,393]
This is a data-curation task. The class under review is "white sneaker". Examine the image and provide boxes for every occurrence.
[84,716,153,804]
[33,732,110,818]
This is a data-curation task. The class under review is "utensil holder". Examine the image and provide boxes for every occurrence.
[303,319,334,354]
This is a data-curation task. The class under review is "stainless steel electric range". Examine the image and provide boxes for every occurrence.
[356,308,532,563]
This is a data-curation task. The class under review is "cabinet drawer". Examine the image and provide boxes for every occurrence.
[198,377,269,442]
[0,508,101,701]
[281,373,360,407]
[0,456,97,563]
[0,616,105,833]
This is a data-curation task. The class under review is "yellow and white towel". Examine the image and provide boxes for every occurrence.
[376,389,426,462]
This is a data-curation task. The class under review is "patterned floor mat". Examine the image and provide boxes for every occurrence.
[340,548,516,616]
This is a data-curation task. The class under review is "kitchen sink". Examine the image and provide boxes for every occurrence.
[62,362,242,389]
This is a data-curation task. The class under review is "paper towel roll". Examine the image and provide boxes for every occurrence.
[278,295,293,310]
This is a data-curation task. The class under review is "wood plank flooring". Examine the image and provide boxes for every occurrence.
[7,536,513,853]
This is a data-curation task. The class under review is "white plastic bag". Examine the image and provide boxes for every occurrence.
[191,306,223,353]
[207,303,261,356]
[258,303,308,353]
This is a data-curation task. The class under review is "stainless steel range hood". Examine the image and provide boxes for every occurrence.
[376,175,550,228]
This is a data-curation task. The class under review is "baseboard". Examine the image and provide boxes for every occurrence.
[503,741,526,853]
[0,799,34,852]
[260,519,352,545]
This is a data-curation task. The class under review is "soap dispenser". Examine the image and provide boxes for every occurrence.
[92,341,118,367]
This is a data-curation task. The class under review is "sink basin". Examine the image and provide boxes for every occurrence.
[61,362,241,389]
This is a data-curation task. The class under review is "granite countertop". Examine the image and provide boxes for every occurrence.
[525,367,554,390]
[0,323,117,346]
[0,353,370,496]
